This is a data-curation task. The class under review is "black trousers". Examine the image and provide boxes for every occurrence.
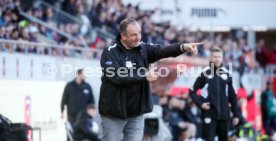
[68,114,77,127]
[67,114,77,141]
[202,117,229,141]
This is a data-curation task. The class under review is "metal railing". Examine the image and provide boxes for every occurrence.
[94,27,116,40]
[0,39,103,59]
[19,11,88,47]
[39,1,83,25]
[38,1,115,41]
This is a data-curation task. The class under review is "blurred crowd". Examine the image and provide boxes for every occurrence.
[160,93,200,140]
[63,0,276,68]
[1,0,276,67]
[0,0,97,56]
[154,80,276,140]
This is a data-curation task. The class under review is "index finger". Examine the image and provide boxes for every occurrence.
[192,42,204,46]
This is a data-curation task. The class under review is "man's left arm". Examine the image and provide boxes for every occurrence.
[88,84,95,104]
[147,42,202,63]
[228,77,240,119]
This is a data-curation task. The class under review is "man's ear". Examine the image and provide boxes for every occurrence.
[120,32,126,40]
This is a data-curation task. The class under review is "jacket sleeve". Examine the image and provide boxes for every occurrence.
[189,73,206,108]
[88,84,95,104]
[147,43,185,64]
[266,97,272,116]
[228,77,240,118]
[100,48,147,86]
[61,84,69,113]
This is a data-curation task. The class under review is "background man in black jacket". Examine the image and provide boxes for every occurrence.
[99,18,203,141]
[61,69,95,127]
[190,47,240,141]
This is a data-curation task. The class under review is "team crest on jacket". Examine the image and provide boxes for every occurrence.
[220,74,228,80]
[105,61,112,65]
[204,117,211,124]
[207,75,213,79]
[83,89,89,94]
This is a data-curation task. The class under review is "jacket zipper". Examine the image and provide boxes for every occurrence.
[216,75,221,119]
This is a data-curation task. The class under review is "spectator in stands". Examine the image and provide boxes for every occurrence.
[167,96,197,140]
[25,8,33,17]
[0,26,6,39]
[0,27,9,39]
[15,38,26,52]
[20,27,30,41]
[0,0,271,70]
[236,55,249,87]
[4,23,14,39]
[262,81,276,135]
[28,24,39,42]
[179,93,202,138]
[268,44,276,64]
[256,39,268,67]
[2,9,12,25]
[261,82,270,135]
[11,28,19,40]
[74,104,100,141]
[43,7,55,22]
[27,44,37,54]
[236,88,248,126]
[229,41,242,63]
[62,0,77,16]
[76,4,90,35]
[0,7,4,26]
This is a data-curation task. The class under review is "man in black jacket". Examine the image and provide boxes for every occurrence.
[190,47,240,141]
[74,104,100,141]
[99,18,203,141]
[61,69,95,126]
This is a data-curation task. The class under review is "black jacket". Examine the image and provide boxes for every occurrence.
[190,65,240,120]
[61,80,95,117]
[99,36,185,119]
[73,111,99,141]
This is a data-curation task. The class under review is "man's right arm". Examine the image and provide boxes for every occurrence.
[146,42,202,63]
[61,84,69,114]
[147,43,184,64]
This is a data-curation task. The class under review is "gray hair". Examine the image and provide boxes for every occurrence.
[119,18,137,34]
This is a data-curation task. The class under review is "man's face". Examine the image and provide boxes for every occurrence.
[210,52,223,67]
[259,39,265,47]
[268,83,273,90]
[121,22,142,48]
[169,97,180,108]
[78,72,86,81]
[87,108,96,117]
